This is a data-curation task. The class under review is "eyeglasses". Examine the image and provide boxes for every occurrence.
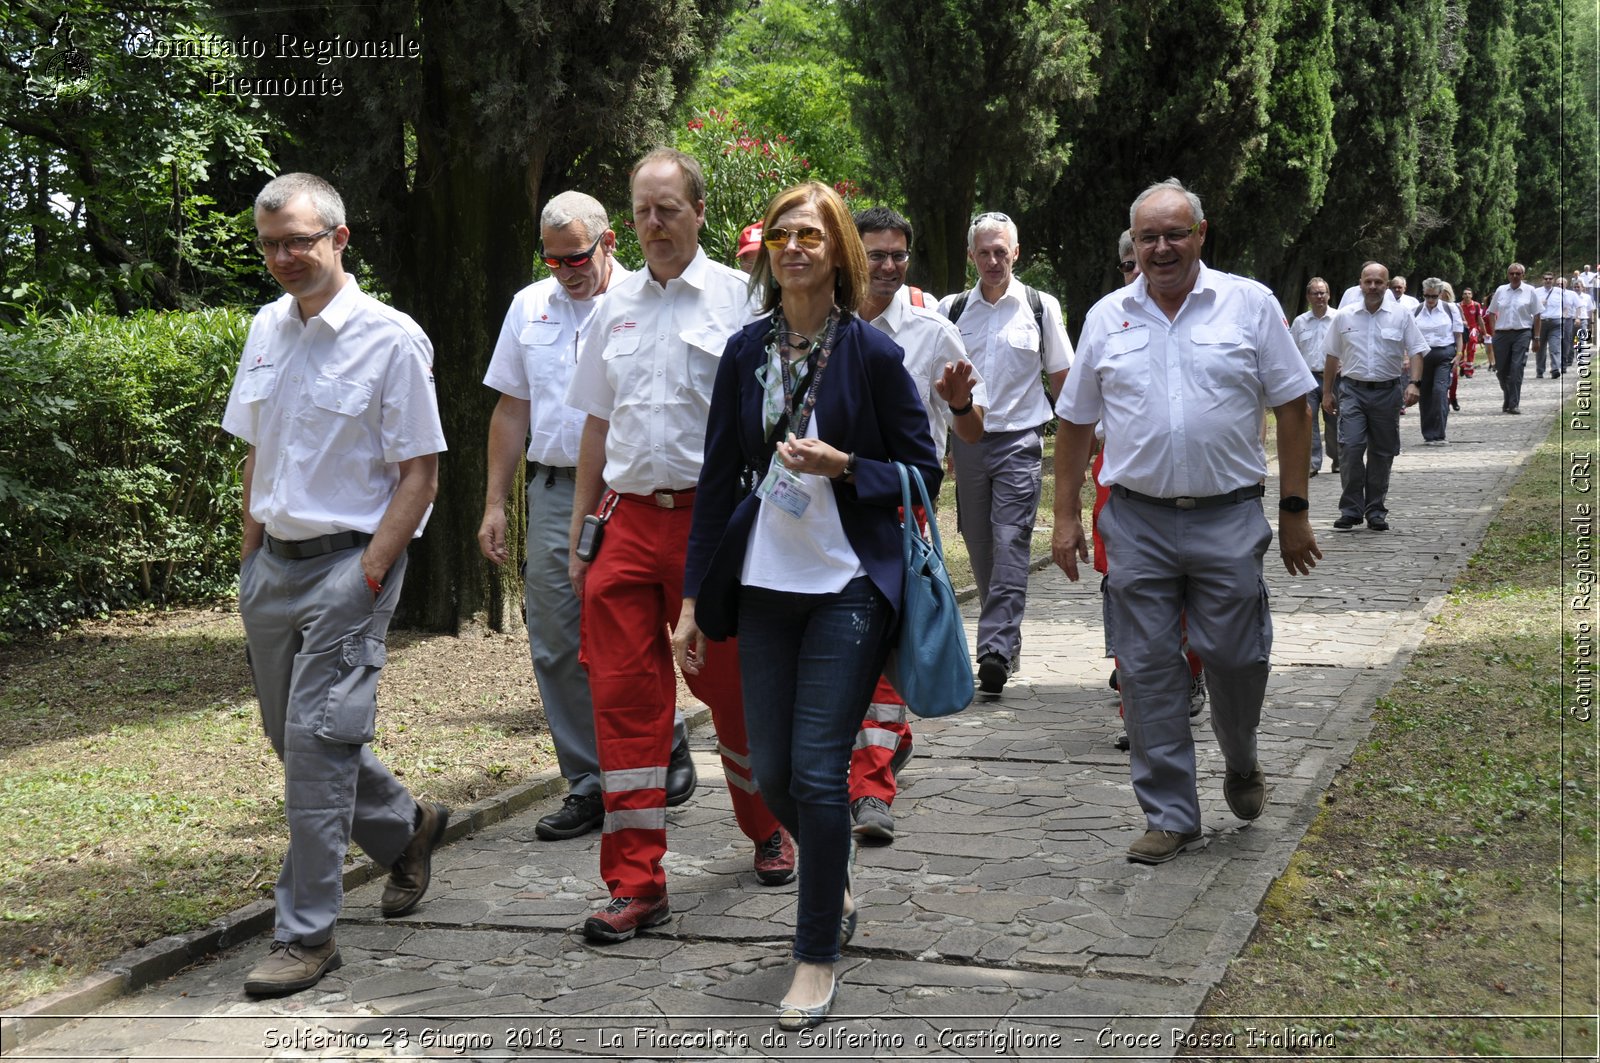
[868,250,910,266]
[1117,260,1136,274]
[254,227,336,257]
[763,226,825,250]
[541,233,603,270]
[1132,222,1200,248]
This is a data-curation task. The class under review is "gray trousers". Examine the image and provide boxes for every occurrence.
[1307,373,1337,473]
[1537,321,1563,376]
[240,545,417,946]
[952,426,1044,662]
[1099,494,1272,834]
[1493,328,1530,410]
[1336,377,1403,523]
[524,467,684,798]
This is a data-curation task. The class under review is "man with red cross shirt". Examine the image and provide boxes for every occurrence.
[566,148,790,943]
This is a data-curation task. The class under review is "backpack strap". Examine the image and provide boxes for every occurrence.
[946,290,972,325]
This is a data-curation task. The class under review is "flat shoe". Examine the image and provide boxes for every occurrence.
[778,973,838,1031]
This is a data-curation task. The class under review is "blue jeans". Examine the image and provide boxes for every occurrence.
[737,575,892,963]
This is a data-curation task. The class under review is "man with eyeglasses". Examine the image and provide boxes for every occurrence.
[839,206,988,844]
[1486,263,1539,413]
[478,191,695,846]
[1291,278,1340,476]
[939,211,1073,694]
[565,148,788,944]
[224,173,448,996]
[1051,177,1320,866]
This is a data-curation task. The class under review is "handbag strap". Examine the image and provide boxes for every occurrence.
[893,462,945,564]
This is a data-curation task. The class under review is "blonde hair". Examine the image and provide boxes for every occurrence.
[750,182,870,315]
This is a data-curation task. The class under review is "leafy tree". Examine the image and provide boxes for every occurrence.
[840,0,1097,295]
[210,0,734,632]
[684,0,871,187]
[682,108,815,265]
[1511,0,1598,268]
[0,2,277,317]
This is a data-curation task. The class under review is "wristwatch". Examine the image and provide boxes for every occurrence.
[1278,495,1310,513]
[833,452,858,481]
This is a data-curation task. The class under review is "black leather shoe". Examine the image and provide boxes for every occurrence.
[1333,516,1358,530]
[977,652,1009,694]
[665,740,697,808]
[1367,517,1389,531]
[535,792,604,841]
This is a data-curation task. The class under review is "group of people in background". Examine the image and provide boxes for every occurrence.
[221,154,1583,1030]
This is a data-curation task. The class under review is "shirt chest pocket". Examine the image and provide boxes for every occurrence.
[1379,325,1405,343]
[681,326,725,395]
[1190,324,1256,390]
[520,321,567,387]
[1100,328,1150,397]
[236,366,278,404]
[1007,323,1041,354]
[310,374,375,418]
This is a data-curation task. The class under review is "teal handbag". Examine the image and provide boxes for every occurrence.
[882,463,975,718]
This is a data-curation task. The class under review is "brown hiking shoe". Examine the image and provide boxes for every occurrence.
[243,938,341,997]
[1224,765,1267,820]
[1126,828,1203,864]
[382,801,449,917]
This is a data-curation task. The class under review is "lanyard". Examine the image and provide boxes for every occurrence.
[771,309,839,445]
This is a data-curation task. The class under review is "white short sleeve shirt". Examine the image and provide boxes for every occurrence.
[867,286,990,463]
[1325,302,1429,380]
[566,249,757,493]
[1055,262,1312,499]
[1487,283,1540,329]
[1290,309,1338,372]
[482,266,630,468]
[938,278,1072,432]
[222,277,447,540]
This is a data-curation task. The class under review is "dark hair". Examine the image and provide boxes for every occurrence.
[751,182,870,315]
[853,205,914,246]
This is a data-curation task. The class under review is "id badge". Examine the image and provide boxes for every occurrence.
[755,456,812,519]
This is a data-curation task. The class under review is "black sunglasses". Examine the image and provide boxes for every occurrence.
[1118,259,1136,273]
[541,233,603,270]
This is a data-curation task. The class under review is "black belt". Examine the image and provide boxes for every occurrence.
[1112,483,1265,510]
[529,462,577,487]
[1345,377,1404,389]
[265,530,372,559]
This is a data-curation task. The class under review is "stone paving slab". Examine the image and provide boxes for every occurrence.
[1,366,1575,1061]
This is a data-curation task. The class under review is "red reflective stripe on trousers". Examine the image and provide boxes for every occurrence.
[579,498,778,898]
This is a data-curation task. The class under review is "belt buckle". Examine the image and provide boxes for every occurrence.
[653,490,675,509]
[1175,497,1197,510]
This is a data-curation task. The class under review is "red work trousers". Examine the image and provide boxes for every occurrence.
[848,677,911,804]
[579,495,778,899]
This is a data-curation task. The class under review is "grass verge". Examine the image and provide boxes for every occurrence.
[1183,398,1597,1057]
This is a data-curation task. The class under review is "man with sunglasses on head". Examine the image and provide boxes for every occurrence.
[224,173,449,996]
[565,148,789,945]
[478,191,695,846]
[939,211,1073,695]
[842,206,988,844]
[1052,178,1320,865]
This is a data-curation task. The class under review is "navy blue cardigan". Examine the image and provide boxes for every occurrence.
[684,314,943,640]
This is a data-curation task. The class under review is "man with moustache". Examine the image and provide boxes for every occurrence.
[1051,178,1320,865]
[225,173,448,995]
[565,148,789,943]
[1486,263,1539,414]
[845,206,987,843]
[478,191,694,844]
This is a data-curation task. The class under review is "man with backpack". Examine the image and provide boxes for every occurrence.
[939,212,1073,694]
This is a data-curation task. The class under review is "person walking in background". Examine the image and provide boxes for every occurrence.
[1533,271,1563,380]
[1291,277,1339,476]
[1458,286,1486,376]
[939,212,1073,694]
[225,173,449,997]
[678,181,941,1028]
[565,147,790,946]
[1486,263,1538,414]
[1412,278,1462,445]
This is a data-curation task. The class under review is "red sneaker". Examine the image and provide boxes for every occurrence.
[583,895,671,943]
[754,828,796,885]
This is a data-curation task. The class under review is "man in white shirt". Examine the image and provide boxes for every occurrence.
[1290,277,1339,476]
[1533,271,1565,379]
[845,206,988,845]
[477,191,692,845]
[1322,261,1428,531]
[939,212,1074,694]
[565,148,787,944]
[1051,178,1320,866]
[1387,275,1420,312]
[224,173,448,996]
[1560,277,1581,372]
[1486,262,1539,413]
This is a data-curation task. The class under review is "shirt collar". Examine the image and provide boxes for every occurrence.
[978,276,1027,308]
[875,286,915,333]
[1125,260,1217,316]
[278,273,360,333]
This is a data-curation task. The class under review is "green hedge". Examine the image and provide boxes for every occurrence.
[0,310,251,634]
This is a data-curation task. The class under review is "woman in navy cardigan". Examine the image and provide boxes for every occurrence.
[675,182,940,1028]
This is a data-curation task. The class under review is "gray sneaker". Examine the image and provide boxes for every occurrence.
[1188,671,1208,718]
[243,938,341,997]
[851,796,895,845]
